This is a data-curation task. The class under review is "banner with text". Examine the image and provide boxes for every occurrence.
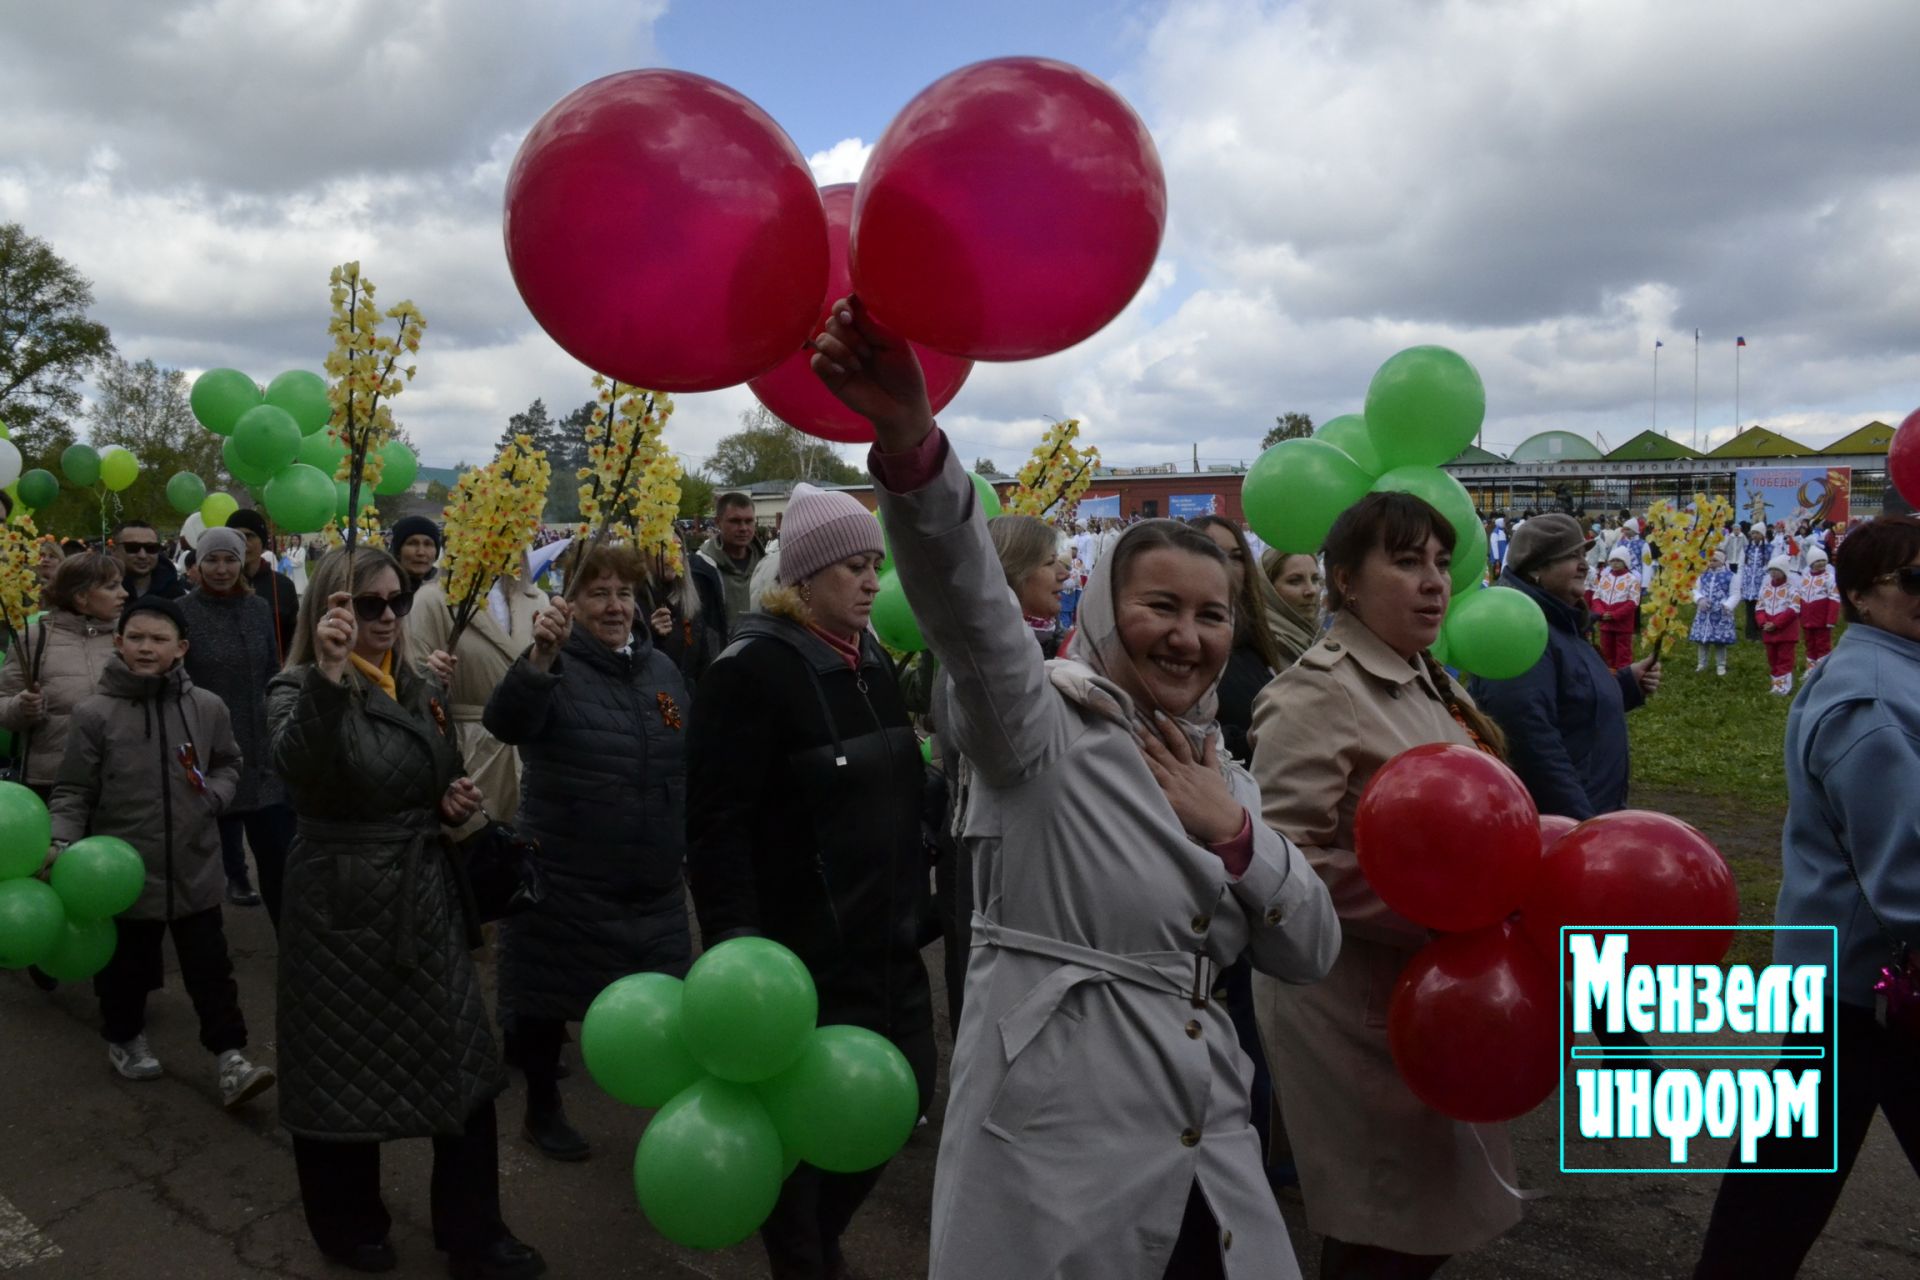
[1734,467,1851,529]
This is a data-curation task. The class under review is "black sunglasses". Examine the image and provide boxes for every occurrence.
[351,591,415,622]
[1872,566,1920,598]
[120,541,161,555]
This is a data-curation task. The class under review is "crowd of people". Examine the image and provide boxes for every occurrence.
[5,364,1917,1279]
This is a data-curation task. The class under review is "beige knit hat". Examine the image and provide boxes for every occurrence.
[777,483,885,585]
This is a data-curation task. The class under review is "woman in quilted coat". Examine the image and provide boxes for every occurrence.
[0,552,126,794]
[269,546,544,1280]
[483,542,691,1163]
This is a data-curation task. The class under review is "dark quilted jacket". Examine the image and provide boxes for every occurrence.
[687,613,933,1040]
[178,588,286,812]
[482,627,692,1023]
[268,661,504,1141]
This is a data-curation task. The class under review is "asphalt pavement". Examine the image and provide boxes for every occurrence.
[2,894,1914,1278]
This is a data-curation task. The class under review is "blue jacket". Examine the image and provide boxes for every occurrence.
[1468,571,1643,820]
[1775,624,1920,1005]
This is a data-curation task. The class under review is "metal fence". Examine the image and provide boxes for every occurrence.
[1461,469,1891,519]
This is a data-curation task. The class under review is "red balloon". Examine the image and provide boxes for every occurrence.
[1891,406,1920,509]
[850,57,1167,362]
[504,70,828,392]
[1354,743,1543,932]
[1539,814,1580,850]
[1388,921,1564,1123]
[748,186,973,444]
[1520,810,1739,968]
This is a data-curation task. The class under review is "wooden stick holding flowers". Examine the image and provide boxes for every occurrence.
[439,434,551,653]
[567,375,673,590]
[323,261,426,553]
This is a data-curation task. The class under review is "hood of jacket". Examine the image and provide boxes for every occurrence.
[96,655,195,702]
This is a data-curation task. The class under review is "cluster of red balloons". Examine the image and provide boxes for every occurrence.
[503,59,1167,440]
[1354,745,1739,1122]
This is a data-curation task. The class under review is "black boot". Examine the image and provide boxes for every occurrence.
[521,1081,588,1162]
[446,1233,545,1280]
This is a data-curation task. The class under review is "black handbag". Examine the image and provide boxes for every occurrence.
[453,818,549,923]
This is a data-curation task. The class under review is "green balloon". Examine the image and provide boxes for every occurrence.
[373,441,418,496]
[632,1077,785,1250]
[231,404,302,475]
[165,472,208,515]
[754,1025,920,1174]
[1242,438,1373,555]
[0,878,64,969]
[918,737,932,766]
[190,368,263,436]
[1369,466,1481,561]
[1314,413,1384,478]
[16,469,58,510]
[99,447,139,493]
[1429,623,1452,668]
[49,835,145,920]
[264,370,332,436]
[968,471,1003,518]
[298,428,348,476]
[0,781,52,878]
[222,436,276,488]
[36,916,116,982]
[60,443,100,488]
[680,937,818,1084]
[1445,585,1549,679]
[1453,518,1489,596]
[870,568,925,653]
[581,973,704,1108]
[264,464,337,534]
[201,492,239,527]
[1363,346,1486,470]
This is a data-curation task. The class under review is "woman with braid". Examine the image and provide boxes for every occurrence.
[1249,492,1524,1278]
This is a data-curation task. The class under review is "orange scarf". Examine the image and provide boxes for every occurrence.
[349,651,396,701]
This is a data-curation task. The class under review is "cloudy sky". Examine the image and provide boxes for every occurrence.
[4,0,1916,477]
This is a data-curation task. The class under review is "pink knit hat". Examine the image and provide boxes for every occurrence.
[777,483,885,585]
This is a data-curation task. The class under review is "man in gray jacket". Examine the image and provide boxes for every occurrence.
[695,491,764,626]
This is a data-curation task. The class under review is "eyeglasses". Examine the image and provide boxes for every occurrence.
[352,591,415,622]
[120,542,160,555]
[1871,566,1920,598]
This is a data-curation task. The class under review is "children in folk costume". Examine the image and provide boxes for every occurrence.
[1755,556,1803,695]
[1738,522,1771,640]
[1798,547,1841,667]
[1688,548,1740,675]
[1591,546,1641,670]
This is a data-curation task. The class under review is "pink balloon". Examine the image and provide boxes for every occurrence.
[1892,405,1920,509]
[504,70,828,393]
[749,186,973,444]
[850,57,1167,362]
[1539,814,1580,850]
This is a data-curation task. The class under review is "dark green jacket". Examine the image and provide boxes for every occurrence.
[268,660,503,1141]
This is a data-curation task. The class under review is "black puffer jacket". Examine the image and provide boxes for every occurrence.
[269,661,504,1141]
[688,613,932,1039]
[179,588,285,812]
[482,627,692,1022]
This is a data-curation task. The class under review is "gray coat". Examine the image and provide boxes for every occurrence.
[877,444,1340,1280]
[268,661,504,1141]
[49,659,242,922]
[178,588,286,812]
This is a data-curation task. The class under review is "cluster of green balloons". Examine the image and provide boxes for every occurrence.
[1240,346,1546,677]
[581,938,919,1250]
[10,443,144,514]
[870,471,1002,654]
[189,368,418,533]
[0,784,140,978]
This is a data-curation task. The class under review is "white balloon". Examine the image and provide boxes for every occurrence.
[180,512,206,548]
[0,439,20,490]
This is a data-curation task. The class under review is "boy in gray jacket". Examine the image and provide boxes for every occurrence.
[49,596,274,1107]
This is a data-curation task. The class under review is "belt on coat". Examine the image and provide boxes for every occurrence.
[301,811,441,969]
[970,914,1215,1062]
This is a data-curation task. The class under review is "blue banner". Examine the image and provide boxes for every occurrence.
[1167,493,1222,519]
[1077,494,1121,518]
[1734,467,1851,528]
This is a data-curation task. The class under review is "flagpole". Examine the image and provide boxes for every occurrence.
[1652,343,1661,434]
[1692,328,1701,451]
[1735,340,1742,438]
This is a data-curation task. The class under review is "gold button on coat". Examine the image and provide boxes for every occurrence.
[1185,1020,1202,1039]
[1190,914,1210,933]
[1180,1128,1200,1147]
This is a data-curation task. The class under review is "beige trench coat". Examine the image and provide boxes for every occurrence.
[405,578,544,823]
[1248,610,1524,1256]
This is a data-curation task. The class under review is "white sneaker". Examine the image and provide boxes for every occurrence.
[217,1049,276,1107]
[108,1035,163,1081]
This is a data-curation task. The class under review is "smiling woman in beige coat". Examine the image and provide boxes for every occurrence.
[814,298,1339,1280]
[1249,493,1525,1278]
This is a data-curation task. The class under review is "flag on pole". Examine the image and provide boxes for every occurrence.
[1736,336,1747,347]
[1655,340,1664,348]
